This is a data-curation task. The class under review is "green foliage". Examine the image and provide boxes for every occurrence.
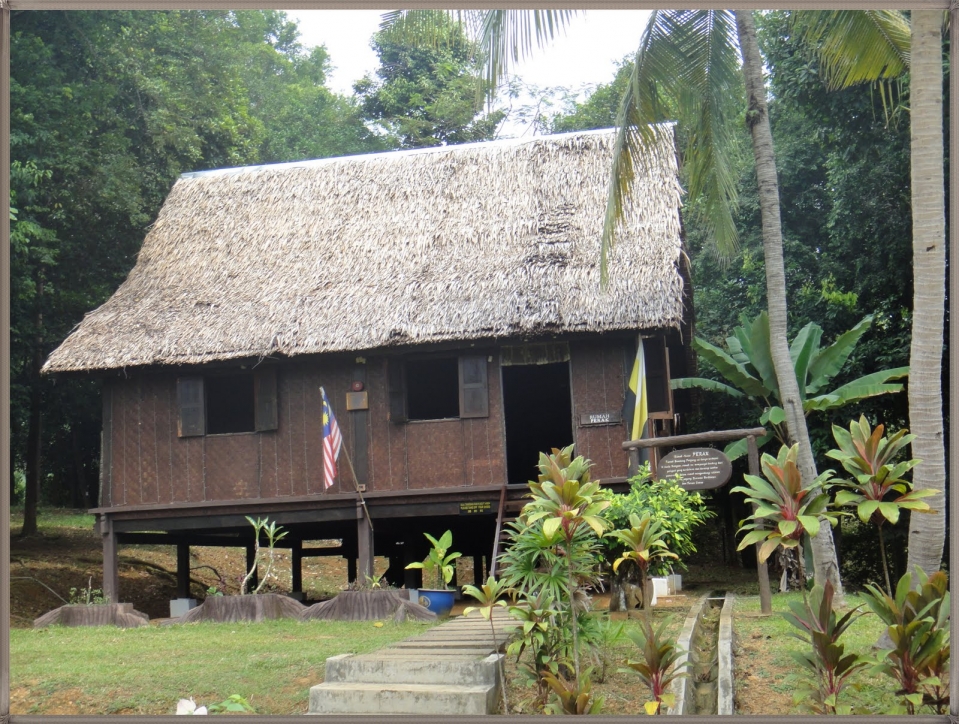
[781,581,868,714]
[602,468,715,571]
[463,576,512,713]
[672,312,908,459]
[731,444,837,570]
[828,416,935,594]
[206,694,256,714]
[354,11,504,148]
[860,569,950,714]
[240,516,288,595]
[405,530,462,590]
[506,589,561,699]
[622,615,684,715]
[828,416,933,526]
[10,10,383,528]
[501,446,610,699]
[607,514,678,610]
[68,578,107,606]
[541,668,604,715]
[524,445,611,541]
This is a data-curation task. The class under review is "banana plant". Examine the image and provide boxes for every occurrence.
[671,312,908,459]
[827,416,937,595]
[731,444,838,584]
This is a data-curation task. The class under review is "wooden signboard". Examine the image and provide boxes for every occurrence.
[460,501,492,515]
[580,411,623,427]
[657,447,732,490]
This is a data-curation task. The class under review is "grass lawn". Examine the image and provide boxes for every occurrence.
[10,618,434,715]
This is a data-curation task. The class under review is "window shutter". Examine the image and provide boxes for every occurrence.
[177,377,205,437]
[459,355,489,418]
[644,337,673,417]
[388,358,407,423]
[254,367,278,431]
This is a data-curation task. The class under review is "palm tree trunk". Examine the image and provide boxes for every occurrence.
[904,8,946,581]
[735,10,844,602]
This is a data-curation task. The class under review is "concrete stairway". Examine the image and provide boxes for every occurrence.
[308,607,516,715]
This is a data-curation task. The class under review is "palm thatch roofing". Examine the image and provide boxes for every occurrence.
[44,128,686,374]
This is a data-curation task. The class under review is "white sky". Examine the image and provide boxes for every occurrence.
[285,10,650,108]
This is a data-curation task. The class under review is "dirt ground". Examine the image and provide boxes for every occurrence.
[10,511,788,715]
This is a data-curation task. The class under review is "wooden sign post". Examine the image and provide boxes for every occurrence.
[623,426,773,615]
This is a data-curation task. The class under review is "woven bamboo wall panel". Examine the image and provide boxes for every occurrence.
[571,341,629,480]
[205,433,259,500]
[406,419,467,490]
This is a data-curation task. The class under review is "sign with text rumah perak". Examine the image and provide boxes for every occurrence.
[657,447,732,491]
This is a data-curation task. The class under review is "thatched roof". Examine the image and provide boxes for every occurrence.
[44,128,685,373]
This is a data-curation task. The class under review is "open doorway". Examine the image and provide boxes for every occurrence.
[502,362,574,484]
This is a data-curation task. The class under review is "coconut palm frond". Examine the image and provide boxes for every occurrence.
[476,10,577,91]
[601,10,741,281]
[793,10,910,90]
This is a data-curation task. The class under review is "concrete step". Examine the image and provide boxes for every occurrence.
[307,681,498,715]
[324,652,501,686]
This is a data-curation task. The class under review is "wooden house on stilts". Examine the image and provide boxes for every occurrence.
[43,128,694,606]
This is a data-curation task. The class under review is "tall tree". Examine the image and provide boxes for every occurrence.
[796,9,947,579]
[356,11,505,148]
[10,10,374,533]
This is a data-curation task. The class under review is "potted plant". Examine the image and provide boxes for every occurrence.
[405,530,461,616]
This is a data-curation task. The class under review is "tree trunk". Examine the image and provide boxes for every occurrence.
[735,11,844,601]
[904,8,946,580]
[20,278,44,538]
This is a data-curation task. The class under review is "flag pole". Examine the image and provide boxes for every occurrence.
[320,386,373,533]
[340,441,373,533]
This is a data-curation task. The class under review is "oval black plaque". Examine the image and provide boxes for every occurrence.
[658,447,732,490]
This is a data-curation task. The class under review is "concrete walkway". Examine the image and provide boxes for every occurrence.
[308,607,518,715]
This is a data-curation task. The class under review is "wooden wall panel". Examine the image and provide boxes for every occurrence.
[101,338,642,510]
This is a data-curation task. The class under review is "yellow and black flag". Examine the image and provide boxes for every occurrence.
[624,337,649,442]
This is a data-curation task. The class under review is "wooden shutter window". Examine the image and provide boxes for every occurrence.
[254,367,279,432]
[459,355,489,418]
[177,377,205,437]
[388,358,408,423]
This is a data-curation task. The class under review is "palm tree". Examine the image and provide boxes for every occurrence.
[383,8,847,595]
[795,9,947,581]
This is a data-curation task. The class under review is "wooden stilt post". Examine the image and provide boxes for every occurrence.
[291,539,303,598]
[100,514,119,603]
[176,543,190,599]
[747,435,773,615]
[357,501,374,583]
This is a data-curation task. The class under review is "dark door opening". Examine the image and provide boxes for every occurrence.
[502,362,574,484]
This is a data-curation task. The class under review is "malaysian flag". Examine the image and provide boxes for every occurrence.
[321,387,342,489]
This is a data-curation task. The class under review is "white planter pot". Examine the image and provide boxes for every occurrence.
[652,577,670,599]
